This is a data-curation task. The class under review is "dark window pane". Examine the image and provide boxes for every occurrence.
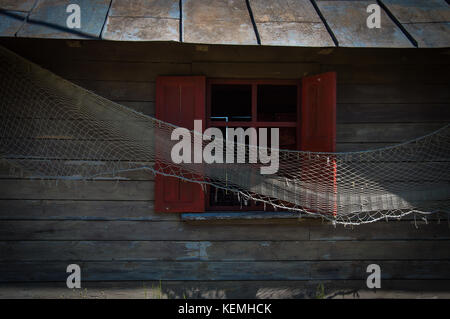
[257,85,297,122]
[211,84,252,122]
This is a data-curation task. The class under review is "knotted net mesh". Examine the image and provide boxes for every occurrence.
[0,45,449,225]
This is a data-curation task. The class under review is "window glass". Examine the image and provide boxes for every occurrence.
[257,85,297,122]
[208,81,299,211]
[210,84,252,122]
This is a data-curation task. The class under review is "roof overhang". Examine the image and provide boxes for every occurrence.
[0,0,449,48]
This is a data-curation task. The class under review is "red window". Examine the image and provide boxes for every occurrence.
[206,79,300,211]
[154,76,206,213]
[155,73,336,213]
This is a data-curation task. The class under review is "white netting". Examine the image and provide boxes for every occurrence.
[0,45,449,225]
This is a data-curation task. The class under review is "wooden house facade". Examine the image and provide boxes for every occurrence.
[0,0,449,298]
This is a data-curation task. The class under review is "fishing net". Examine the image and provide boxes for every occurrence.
[0,45,449,225]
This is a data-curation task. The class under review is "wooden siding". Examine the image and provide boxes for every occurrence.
[0,38,449,298]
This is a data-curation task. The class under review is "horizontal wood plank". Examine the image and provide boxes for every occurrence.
[336,142,394,152]
[0,220,448,241]
[0,200,174,221]
[337,84,450,103]
[337,103,450,124]
[0,180,154,200]
[0,161,155,181]
[192,62,319,78]
[72,80,154,101]
[2,240,450,262]
[0,260,449,281]
[0,220,310,241]
[337,123,446,143]
[323,64,450,84]
[309,221,450,240]
[52,60,190,82]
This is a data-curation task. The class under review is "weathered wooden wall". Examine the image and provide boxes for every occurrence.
[0,38,449,298]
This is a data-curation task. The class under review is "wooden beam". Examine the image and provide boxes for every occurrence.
[2,240,450,261]
[1,260,449,281]
[0,220,448,241]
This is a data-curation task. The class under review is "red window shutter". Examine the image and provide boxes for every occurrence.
[301,72,336,152]
[300,72,337,216]
[155,76,206,213]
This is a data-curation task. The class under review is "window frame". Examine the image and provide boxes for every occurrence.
[205,78,302,212]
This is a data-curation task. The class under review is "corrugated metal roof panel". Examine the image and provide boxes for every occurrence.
[403,22,450,48]
[102,0,179,41]
[382,0,450,48]
[182,0,258,45]
[102,17,179,41]
[108,0,179,19]
[256,21,335,47]
[250,0,334,46]
[315,0,413,48]
[1,0,448,48]
[250,0,322,23]
[16,0,110,39]
[0,10,26,36]
[382,0,450,23]
[0,0,35,12]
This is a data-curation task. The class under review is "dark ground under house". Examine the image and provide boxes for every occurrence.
[0,37,449,298]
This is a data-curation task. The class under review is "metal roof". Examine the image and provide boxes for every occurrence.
[0,0,449,48]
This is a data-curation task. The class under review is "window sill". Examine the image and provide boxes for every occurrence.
[181,211,302,221]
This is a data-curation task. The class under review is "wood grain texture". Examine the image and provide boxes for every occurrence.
[191,62,320,78]
[337,84,450,103]
[0,220,448,241]
[337,104,450,123]
[0,179,154,200]
[337,123,446,143]
[0,200,173,221]
[336,142,394,152]
[323,63,450,84]
[0,220,310,240]
[0,37,449,296]
[0,161,155,181]
[72,80,154,101]
[1,260,449,281]
[2,240,450,261]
